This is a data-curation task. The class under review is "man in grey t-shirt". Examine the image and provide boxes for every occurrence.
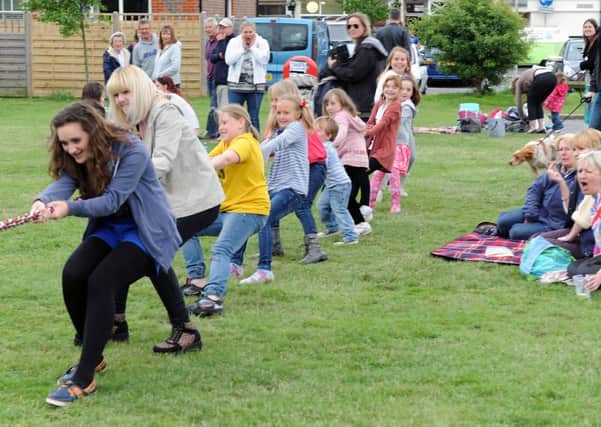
[132,19,159,78]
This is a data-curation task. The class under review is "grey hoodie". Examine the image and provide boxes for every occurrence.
[132,34,159,77]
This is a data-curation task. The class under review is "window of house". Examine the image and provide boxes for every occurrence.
[101,0,149,14]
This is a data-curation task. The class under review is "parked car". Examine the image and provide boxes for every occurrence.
[325,21,355,57]
[421,47,460,83]
[248,17,329,85]
[545,36,585,81]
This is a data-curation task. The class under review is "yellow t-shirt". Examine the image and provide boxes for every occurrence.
[210,132,270,215]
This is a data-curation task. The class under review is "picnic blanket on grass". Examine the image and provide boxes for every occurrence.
[431,232,525,265]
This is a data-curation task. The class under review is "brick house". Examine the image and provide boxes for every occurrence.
[101,0,259,18]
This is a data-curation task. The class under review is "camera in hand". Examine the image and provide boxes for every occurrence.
[329,44,350,62]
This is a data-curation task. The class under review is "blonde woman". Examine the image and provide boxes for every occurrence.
[326,12,388,120]
[107,65,224,352]
[152,25,182,86]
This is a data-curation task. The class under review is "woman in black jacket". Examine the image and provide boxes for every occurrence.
[327,12,388,121]
[581,19,598,124]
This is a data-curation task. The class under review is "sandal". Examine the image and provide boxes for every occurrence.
[152,324,202,354]
[180,278,208,297]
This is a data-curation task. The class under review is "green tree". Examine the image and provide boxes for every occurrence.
[414,0,529,93]
[21,0,104,82]
[338,0,389,25]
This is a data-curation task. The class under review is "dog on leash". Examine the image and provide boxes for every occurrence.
[508,133,558,176]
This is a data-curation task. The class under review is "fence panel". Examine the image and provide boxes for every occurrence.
[0,13,29,97]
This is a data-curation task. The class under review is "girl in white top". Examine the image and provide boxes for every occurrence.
[152,25,182,86]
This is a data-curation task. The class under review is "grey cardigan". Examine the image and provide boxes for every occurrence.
[145,100,224,218]
[37,136,181,271]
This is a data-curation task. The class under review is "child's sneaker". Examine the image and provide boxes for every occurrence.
[57,357,107,385]
[317,229,340,238]
[187,296,224,317]
[334,239,359,246]
[359,205,373,222]
[355,222,372,236]
[46,379,96,407]
[230,263,244,278]
[239,269,274,285]
[390,206,401,214]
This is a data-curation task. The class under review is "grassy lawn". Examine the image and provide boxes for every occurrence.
[1,90,598,425]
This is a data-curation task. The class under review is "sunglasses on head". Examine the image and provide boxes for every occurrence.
[347,24,360,30]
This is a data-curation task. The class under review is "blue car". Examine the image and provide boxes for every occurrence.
[248,17,329,85]
[422,47,460,83]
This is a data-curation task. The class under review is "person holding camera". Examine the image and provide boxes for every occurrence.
[326,13,388,121]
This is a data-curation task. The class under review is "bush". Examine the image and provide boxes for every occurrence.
[414,0,529,93]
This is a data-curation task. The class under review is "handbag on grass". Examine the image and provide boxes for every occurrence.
[519,236,574,279]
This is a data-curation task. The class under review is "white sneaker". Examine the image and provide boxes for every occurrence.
[401,190,408,197]
[317,229,340,238]
[334,239,359,246]
[239,269,274,285]
[355,222,372,236]
[359,205,373,222]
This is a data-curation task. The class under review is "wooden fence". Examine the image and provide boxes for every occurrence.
[0,13,31,97]
[0,12,213,97]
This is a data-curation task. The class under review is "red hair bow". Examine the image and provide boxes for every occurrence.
[300,99,307,108]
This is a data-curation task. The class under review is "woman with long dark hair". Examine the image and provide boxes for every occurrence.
[34,102,193,406]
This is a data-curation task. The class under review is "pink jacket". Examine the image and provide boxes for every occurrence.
[332,110,368,168]
[544,82,569,113]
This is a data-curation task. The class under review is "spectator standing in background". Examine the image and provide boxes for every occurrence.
[203,17,219,139]
[132,19,158,78]
[102,32,130,85]
[152,25,182,87]
[225,20,270,132]
[211,18,236,109]
[375,8,410,54]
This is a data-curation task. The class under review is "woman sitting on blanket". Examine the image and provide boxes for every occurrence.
[538,129,601,258]
[566,150,601,290]
[495,133,579,240]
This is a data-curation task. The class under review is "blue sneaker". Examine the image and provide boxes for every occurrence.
[57,357,106,385]
[46,380,96,407]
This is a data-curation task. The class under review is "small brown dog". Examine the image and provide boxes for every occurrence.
[509,134,557,176]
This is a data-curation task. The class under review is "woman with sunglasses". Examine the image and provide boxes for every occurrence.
[326,12,388,121]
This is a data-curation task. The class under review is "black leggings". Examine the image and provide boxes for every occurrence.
[63,238,154,387]
[527,72,557,120]
[114,206,220,326]
[344,165,370,224]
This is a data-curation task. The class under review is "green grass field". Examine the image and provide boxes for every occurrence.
[1,91,598,425]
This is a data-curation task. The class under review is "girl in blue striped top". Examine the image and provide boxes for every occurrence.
[237,94,313,284]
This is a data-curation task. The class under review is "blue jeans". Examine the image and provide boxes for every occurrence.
[273,162,325,236]
[496,208,547,240]
[589,93,601,130]
[318,182,358,242]
[182,212,267,298]
[228,90,264,132]
[233,189,303,271]
[205,79,218,137]
[550,112,563,130]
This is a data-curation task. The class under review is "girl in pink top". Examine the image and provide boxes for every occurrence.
[323,88,372,234]
[544,72,569,131]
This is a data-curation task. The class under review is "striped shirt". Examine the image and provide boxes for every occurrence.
[261,121,309,195]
